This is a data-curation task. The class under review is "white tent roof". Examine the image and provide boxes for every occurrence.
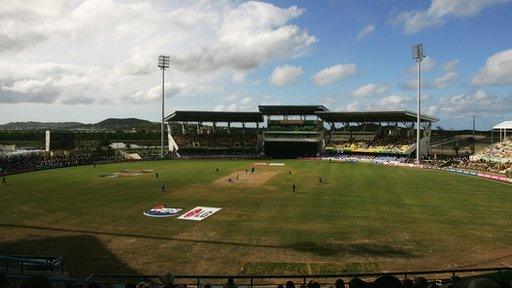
[493,121,512,129]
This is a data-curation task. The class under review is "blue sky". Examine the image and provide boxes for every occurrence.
[1,0,511,129]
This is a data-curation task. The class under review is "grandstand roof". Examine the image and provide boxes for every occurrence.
[165,111,263,122]
[315,110,439,123]
[493,121,512,129]
[258,105,328,115]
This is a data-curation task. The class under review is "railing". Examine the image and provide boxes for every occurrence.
[0,255,64,275]
[86,267,512,286]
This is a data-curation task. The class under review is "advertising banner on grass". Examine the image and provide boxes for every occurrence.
[143,204,182,218]
[178,206,222,221]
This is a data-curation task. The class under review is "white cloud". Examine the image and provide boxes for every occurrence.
[472,49,512,85]
[351,83,387,97]
[173,1,316,72]
[239,96,251,105]
[436,89,512,115]
[0,0,316,106]
[214,103,238,111]
[356,24,375,41]
[402,58,459,90]
[378,94,411,109]
[231,71,247,83]
[268,65,302,85]
[389,0,511,34]
[125,82,197,103]
[320,97,336,106]
[312,64,356,86]
[432,71,458,88]
[443,59,460,72]
[407,56,436,73]
[261,95,281,105]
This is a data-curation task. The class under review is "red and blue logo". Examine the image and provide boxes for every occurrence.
[143,204,182,218]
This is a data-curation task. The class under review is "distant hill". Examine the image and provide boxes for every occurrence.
[96,118,153,127]
[0,121,85,130]
[0,118,158,131]
[92,118,158,130]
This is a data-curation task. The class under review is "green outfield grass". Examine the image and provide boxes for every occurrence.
[1,160,511,277]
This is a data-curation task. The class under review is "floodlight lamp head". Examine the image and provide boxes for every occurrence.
[158,55,170,69]
[412,43,425,62]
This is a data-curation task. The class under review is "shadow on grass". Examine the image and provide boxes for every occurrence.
[0,223,416,259]
[0,234,139,277]
[289,241,416,258]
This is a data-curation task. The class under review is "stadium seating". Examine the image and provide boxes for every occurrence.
[326,134,415,155]
[475,139,512,161]
[0,152,119,176]
[2,271,510,288]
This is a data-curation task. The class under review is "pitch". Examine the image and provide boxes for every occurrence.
[1,159,511,277]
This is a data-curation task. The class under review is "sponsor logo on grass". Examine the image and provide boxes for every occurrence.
[178,206,221,221]
[143,204,182,218]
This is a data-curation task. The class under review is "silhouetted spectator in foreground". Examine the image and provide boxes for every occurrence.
[225,277,236,288]
[414,277,429,288]
[402,278,415,288]
[277,284,284,288]
[468,278,499,288]
[307,280,320,288]
[349,277,367,288]
[20,275,53,288]
[374,275,404,288]
[0,272,8,288]
[160,273,176,288]
[286,281,295,288]
[335,279,345,288]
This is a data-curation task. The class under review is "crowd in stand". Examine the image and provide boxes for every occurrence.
[448,158,512,178]
[1,272,510,288]
[0,152,118,176]
[172,133,257,149]
[476,139,512,160]
[327,135,415,155]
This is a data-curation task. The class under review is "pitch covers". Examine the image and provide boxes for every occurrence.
[178,206,222,221]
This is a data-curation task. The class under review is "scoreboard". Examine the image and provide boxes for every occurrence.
[45,131,75,151]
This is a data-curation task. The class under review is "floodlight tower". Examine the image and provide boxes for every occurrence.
[412,44,425,164]
[158,55,170,158]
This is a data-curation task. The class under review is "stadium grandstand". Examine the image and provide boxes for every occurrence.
[318,110,438,157]
[164,106,438,158]
[164,111,264,158]
[259,105,327,158]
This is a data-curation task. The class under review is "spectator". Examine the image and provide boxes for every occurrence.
[335,279,345,288]
[225,277,236,288]
[0,272,8,288]
[20,275,53,288]
[402,278,415,288]
[348,277,367,288]
[160,273,176,288]
[414,277,429,288]
[374,275,404,288]
[468,278,499,288]
[286,281,296,288]
[307,280,320,288]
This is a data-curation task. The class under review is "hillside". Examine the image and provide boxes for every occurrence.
[0,121,84,130]
[0,118,158,131]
